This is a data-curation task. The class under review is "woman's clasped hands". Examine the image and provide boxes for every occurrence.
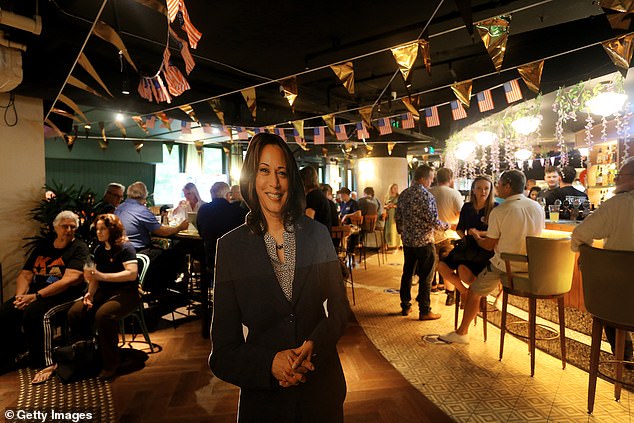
[272,340,315,388]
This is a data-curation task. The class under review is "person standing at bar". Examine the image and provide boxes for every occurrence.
[572,157,634,367]
[395,164,448,320]
[545,165,587,206]
[537,165,559,201]
[299,166,332,230]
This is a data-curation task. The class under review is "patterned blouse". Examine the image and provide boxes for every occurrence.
[263,229,296,301]
[395,183,448,247]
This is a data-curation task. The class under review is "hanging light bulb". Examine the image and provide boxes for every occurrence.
[115,113,125,122]
[514,148,533,161]
[586,91,628,117]
[475,131,497,146]
[511,115,542,135]
[454,141,476,161]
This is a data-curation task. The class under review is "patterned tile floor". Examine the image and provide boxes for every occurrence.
[350,251,631,423]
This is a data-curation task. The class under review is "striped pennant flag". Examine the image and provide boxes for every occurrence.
[175,2,202,49]
[237,126,249,140]
[450,101,467,121]
[476,90,494,112]
[162,48,190,96]
[169,28,195,74]
[425,106,441,127]
[314,126,325,144]
[401,112,415,129]
[274,127,286,140]
[202,123,212,134]
[376,117,392,135]
[253,127,262,134]
[145,115,156,129]
[180,120,191,134]
[356,122,369,140]
[504,80,523,103]
[293,128,303,143]
[138,79,152,102]
[335,124,347,141]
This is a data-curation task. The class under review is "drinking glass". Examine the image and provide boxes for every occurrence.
[548,205,560,222]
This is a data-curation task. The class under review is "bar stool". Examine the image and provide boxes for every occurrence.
[499,236,575,376]
[119,253,156,352]
[579,244,634,415]
[454,293,490,341]
[360,214,382,269]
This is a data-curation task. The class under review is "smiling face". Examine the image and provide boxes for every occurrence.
[54,218,77,244]
[256,144,289,223]
[544,171,559,189]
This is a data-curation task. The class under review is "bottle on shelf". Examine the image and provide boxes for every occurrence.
[597,147,604,164]
[607,168,614,185]
[596,166,603,186]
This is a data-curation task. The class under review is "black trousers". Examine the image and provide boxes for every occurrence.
[604,326,633,360]
[399,244,435,313]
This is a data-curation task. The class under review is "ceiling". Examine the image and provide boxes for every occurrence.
[2,0,631,159]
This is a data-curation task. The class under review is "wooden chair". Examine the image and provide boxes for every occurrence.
[579,244,634,415]
[500,236,575,376]
[119,253,155,352]
[359,214,382,269]
[331,226,355,305]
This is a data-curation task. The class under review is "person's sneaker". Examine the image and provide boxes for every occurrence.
[445,291,456,306]
[439,331,470,344]
[419,311,441,321]
[401,305,412,316]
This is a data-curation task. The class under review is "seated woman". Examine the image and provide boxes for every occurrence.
[437,176,497,303]
[67,213,139,381]
[0,211,89,381]
[171,182,206,223]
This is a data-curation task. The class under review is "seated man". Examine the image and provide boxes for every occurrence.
[440,170,544,344]
[0,211,89,375]
[115,181,188,292]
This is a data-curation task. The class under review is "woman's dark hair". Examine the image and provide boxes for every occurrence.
[529,186,541,196]
[95,213,128,248]
[240,133,305,235]
[299,166,320,191]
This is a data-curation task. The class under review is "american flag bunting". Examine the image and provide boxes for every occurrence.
[356,122,369,140]
[293,128,303,143]
[202,123,212,134]
[181,120,191,134]
[504,80,523,103]
[237,126,249,140]
[175,2,202,49]
[314,127,325,144]
[335,124,347,141]
[425,107,441,127]
[377,117,392,135]
[450,101,467,121]
[162,48,190,96]
[477,90,494,112]
[401,112,415,129]
[145,115,156,129]
[274,128,285,140]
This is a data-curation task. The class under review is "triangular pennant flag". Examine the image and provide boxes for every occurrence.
[475,15,511,72]
[194,140,204,154]
[178,104,198,122]
[169,27,196,74]
[451,80,472,108]
[387,142,396,155]
[391,41,420,82]
[292,120,304,144]
[145,115,156,129]
[165,142,175,154]
[114,120,127,138]
[132,116,149,134]
[528,160,534,169]
[173,1,202,49]
[602,33,634,70]
[77,53,114,97]
[208,99,225,126]
[181,120,192,134]
[134,141,144,153]
[606,12,633,31]
[418,39,432,76]
[280,77,298,107]
[44,119,64,138]
[517,60,544,93]
[92,21,138,72]
[51,107,82,122]
[57,94,88,122]
[330,62,354,95]
[359,106,373,129]
[64,134,76,152]
[314,127,325,145]
[322,114,336,135]
[241,87,257,120]
[162,46,191,96]
[133,0,167,15]
[67,76,105,99]
[539,158,545,167]
[156,112,172,129]
[401,96,420,118]
[98,121,108,150]
[549,157,555,166]
[601,0,634,13]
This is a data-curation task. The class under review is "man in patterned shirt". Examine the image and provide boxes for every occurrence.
[396,164,449,320]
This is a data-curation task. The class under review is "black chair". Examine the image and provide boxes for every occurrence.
[331,226,355,305]
[118,253,155,352]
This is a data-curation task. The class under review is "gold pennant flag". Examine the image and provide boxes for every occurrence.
[241,87,257,120]
[132,0,167,15]
[132,116,149,134]
[64,134,76,152]
[601,0,634,12]
[475,15,511,72]
[602,33,634,70]
[517,60,544,93]
[44,118,64,138]
[93,21,138,72]
[178,104,198,122]
[322,114,336,135]
[391,41,420,82]
[114,120,127,138]
[77,53,114,97]
[194,140,204,154]
[419,39,431,76]
[67,75,105,99]
[51,107,82,122]
[133,141,144,153]
[292,120,308,150]
[156,112,172,129]
[401,96,421,117]
[359,106,374,129]
[58,94,88,122]
[606,12,633,30]
[165,142,175,154]
[98,121,108,150]
[451,80,473,108]
[387,142,396,156]
[330,62,354,95]
[280,77,298,107]
[208,99,225,126]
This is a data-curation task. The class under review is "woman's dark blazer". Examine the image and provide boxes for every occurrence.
[209,215,350,423]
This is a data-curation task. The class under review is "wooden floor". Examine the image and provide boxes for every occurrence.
[0,314,452,422]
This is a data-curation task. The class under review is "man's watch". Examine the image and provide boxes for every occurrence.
[35,292,43,301]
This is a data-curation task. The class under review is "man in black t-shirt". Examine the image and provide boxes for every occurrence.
[300,166,332,230]
[545,166,588,206]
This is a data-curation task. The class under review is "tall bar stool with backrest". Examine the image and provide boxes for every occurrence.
[360,214,382,269]
[579,244,634,415]
[118,253,155,352]
[499,236,575,376]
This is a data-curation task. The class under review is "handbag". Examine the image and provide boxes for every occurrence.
[52,340,101,383]
[451,235,494,265]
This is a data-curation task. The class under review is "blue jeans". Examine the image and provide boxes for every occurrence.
[400,244,435,313]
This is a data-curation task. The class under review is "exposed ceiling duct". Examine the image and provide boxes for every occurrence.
[0,9,42,92]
